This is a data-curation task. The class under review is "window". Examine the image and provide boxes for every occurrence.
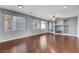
[4,14,25,32]
[12,16,17,31]
[4,14,13,31]
[17,17,25,31]
[36,20,40,29]
[33,19,37,30]
[33,18,41,29]
[41,21,46,29]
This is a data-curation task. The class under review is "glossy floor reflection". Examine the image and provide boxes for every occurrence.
[0,33,79,53]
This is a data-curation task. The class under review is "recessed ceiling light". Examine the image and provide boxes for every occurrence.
[17,5,23,8]
[63,6,66,8]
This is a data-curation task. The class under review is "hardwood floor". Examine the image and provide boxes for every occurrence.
[0,33,79,53]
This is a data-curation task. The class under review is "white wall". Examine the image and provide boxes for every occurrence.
[68,17,77,35]
[25,16,49,35]
[77,16,79,35]
[0,9,4,33]
[0,9,49,42]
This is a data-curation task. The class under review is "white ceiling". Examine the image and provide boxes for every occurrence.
[0,5,79,20]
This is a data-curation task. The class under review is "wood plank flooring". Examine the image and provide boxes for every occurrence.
[0,33,79,53]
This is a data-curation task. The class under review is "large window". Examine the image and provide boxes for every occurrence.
[33,18,40,30]
[36,20,40,29]
[12,16,17,31]
[4,14,13,31]
[17,17,25,31]
[4,14,25,32]
[33,18,46,30]
[41,20,46,29]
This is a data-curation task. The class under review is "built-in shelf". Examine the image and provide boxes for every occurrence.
[50,16,77,35]
[50,19,69,34]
